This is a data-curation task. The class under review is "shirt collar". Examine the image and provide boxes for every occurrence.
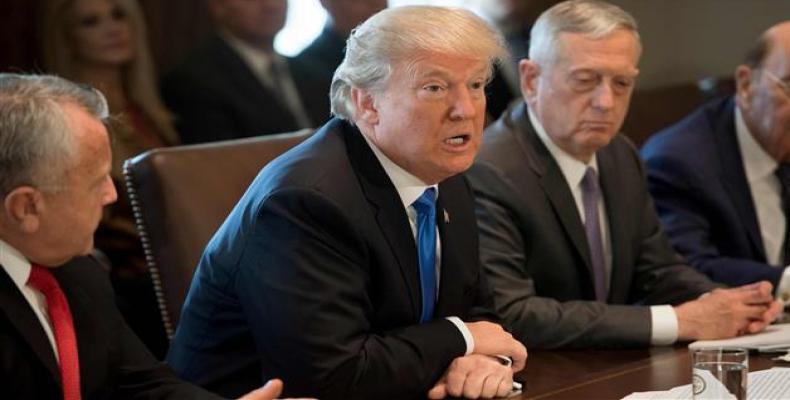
[0,239,31,290]
[528,106,598,188]
[360,134,438,208]
[219,30,277,74]
[735,105,778,183]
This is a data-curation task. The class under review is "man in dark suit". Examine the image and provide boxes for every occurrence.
[167,6,527,400]
[296,0,386,73]
[467,0,783,350]
[0,73,302,400]
[641,22,790,301]
[162,0,330,144]
[294,0,386,113]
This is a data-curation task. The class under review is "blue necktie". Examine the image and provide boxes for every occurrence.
[413,188,437,322]
[580,167,607,302]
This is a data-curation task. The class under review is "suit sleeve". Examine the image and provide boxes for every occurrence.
[644,152,784,287]
[113,317,224,400]
[469,163,652,349]
[76,258,224,400]
[234,188,466,399]
[622,146,721,306]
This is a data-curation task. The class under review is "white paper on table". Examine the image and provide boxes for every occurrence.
[620,391,683,400]
[688,323,790,350]
[748,367,790,399]
[621,387,690,400]
[620,368,790,400]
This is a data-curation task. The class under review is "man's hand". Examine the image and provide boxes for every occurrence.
[427,354,515,399]
[676,281,783,340]
[465,321,528,371]
[238,379,316,400]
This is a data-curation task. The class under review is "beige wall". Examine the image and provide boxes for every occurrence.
[608,0,790,89]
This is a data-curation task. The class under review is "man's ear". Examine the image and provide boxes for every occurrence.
[3,186,43,234]
[519,59,541,102]
[351,87,379,125]
[735,65,754,111]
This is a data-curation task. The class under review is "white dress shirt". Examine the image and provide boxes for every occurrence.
[528,108,678,345]
[362,135,474,355]
[735,107,790,301]
[0,239,59,361]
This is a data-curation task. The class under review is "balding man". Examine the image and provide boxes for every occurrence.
[642,21,790,300]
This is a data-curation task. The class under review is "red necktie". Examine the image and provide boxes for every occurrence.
[28,264,81,400]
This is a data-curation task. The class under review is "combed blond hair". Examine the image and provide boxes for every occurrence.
[330,5,507,121]
[39,0,177,144]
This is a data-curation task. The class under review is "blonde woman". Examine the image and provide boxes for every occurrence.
[39,0,175,357]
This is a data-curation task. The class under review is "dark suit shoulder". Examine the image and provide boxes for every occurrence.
[249,119,358,201]
[641,97,734,187]
[476,103,535,175]
[162,36,238,93]
[55,256,114,297]
[642,97,733,164]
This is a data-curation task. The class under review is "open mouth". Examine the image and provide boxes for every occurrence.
[444,134,470,146]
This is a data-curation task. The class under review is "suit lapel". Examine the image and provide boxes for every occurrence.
[512,105,595,281]
[0,264,61,385]
[211,36,297,125]
[52,261,97,395]
[342,124,422,320]
[714,100,766,261]
[435,178,464,316]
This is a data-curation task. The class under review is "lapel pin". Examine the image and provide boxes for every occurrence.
[444,209,450,223]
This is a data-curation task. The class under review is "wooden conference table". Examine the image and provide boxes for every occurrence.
[512,345,781,399]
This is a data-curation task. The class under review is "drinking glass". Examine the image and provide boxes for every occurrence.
[691,348,748,400]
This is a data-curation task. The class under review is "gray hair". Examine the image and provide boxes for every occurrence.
[0,74,109,197]
[529,0,641,65]
[330,5,507,121]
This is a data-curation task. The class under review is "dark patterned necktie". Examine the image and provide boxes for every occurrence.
[581,168,607,301]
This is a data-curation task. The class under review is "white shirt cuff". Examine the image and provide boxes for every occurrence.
[446,316,474,355]
[778,266,790,305]
[649,305,678,345]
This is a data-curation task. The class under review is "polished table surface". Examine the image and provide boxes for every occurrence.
[512,346,784,399]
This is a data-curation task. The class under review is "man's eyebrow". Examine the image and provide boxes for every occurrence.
[414,67,490,81]
[414,68,453,80]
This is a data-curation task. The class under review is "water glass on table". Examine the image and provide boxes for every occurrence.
[691,348,748,400]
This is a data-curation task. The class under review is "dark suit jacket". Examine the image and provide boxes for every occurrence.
[0,256,220,400]
[161,34,331,144]
[295,25,345,73]
[641,97,785,287]
[167,118,497,399]
[467,103,718,349]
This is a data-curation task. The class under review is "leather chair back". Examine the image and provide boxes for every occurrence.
[123,129,313,338]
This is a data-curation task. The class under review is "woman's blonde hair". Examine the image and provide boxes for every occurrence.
[40,0,178,144]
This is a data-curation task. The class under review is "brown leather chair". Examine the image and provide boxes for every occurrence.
[122,129,313,339]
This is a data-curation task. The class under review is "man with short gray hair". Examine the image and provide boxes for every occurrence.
[169,6,527,400]
[0,73,295,400]
[468,0,782,349]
